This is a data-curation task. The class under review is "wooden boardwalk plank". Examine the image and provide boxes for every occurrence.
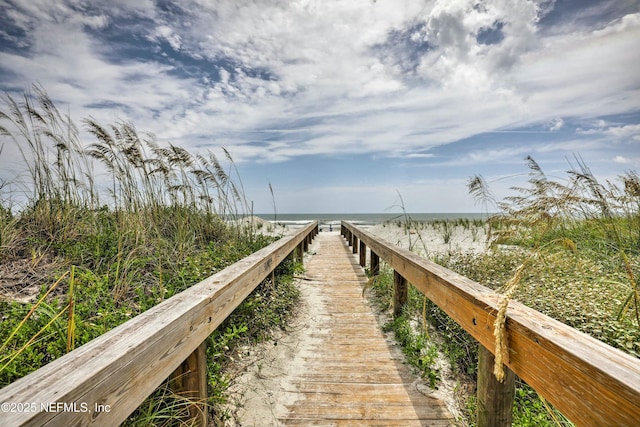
[279,232,454,426]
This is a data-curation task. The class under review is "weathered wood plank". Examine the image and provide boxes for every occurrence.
[359,240,366,266]
[343,221,640,427]
[393,270,408,317]
[370,251,380,276]
[280,233,453,426]
[285,403,450,419]
[281,419,453,427]
[171,341,208,426]
[0,222,318,427]
[477,345,515,427]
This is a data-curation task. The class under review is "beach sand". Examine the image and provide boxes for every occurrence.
[230,215,296,238]
[366,220,488,257]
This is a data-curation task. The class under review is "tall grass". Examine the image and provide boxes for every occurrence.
[0,85,252,269]
[0,85,288,425]
[375,156,639,426]
[469,156,640,331]
[451,155,639,425]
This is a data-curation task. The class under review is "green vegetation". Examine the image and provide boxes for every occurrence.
[0,85,300,425]
[468,156,639,357]
[369,270,442,389]
[371,156,639,426]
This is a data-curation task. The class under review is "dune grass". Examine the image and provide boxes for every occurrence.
[467,158,638,425]
[0,86,299,425]
[369,156,639,426]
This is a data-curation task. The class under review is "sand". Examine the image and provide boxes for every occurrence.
[365,221,488,257]
[230,215,296,238]
[222,237,328,426]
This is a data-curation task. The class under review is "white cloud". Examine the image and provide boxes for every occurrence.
[416,0,542,89]
[603,124,640,141]
[614,155,631,164]
[549,118,564,131]
[512,12,640,121]
[0,0,638,187]
[446,146,532,166]
[150,25,183,51]
[577,123,640,142]
[4,2,635,132]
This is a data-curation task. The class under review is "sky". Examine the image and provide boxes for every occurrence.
[0,0,639,214]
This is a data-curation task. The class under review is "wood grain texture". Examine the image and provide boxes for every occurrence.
[170,341,208,426]
[280,233,454,426]
[477,345,515,427]
[0,222,318,427]
[342,221,640,427]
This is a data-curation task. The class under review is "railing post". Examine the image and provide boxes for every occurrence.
[359,241,366,266]
[477,345,515,427]
[171,341,208,426]
[296,242,304,262]
[352,236,358,254]
[393,270,408,317]
[370,252,380,276]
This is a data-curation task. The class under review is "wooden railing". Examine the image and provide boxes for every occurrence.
[341,221,640,427]
[0,221,318,427]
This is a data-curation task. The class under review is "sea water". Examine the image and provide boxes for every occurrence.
[254,213,490,230]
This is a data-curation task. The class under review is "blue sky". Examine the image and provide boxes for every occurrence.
[0,0,639,213]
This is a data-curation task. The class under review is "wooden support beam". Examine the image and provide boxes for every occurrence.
[296,242,304,262]
[170,342,208,426]
[359,241,366,267]
[352,236,358,254]
[370,252,380,276]
[477,345,515,427]
[393,270,408,317]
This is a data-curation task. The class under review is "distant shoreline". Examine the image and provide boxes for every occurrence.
[253,212,492,229]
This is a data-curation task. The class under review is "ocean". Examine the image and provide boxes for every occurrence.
[254,213,489,230]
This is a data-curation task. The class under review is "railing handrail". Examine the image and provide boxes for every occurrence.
[0,221,318,426]
[341,221,640,427]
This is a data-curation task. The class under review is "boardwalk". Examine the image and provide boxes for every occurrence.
[278,231,454,426]
[3,221,637,426]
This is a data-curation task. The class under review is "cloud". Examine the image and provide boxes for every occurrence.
[611,154,640,169]
[614,155,631,164]
[603,124,640,142]
[0,0,638,171]
[446,146,533,167]
[513,12,640,121]
[549,118,564,131]
[577,122,640,142]
[415,0,543,88]
[150,25,183,51]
